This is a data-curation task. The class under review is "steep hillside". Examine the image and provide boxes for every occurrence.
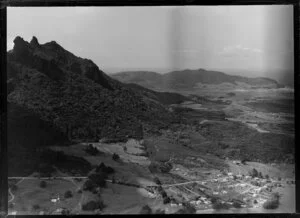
[112,69,282,91]
[125,83,189,105]
[7,36,177,142]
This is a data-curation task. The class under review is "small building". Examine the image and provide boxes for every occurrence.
[227,172,233,176]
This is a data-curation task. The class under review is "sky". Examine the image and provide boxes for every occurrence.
[7,6,294,81]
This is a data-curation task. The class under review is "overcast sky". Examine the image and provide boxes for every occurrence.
[7,6,294,79]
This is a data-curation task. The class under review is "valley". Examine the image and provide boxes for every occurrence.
[7,37,295,214]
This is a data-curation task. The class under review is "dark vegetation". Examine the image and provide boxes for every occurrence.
[125,83,189,105]
[211,197,230,210]
[64,190,73,198]
[84,144,99,155]
[7,36,186,176]
[40,181,47,188]
[148,161,172,173]
[139,205,152,214]
[196,121,294,163]
[112,153,120,161]
[7,36,178,143]
[263,192,280,209]
[32,204,40,210]
[175,202,196,214]
[10,184,18,191]
[39,149,92,175]
[8,102,69,176]
[95,162,115,175]
[82,200,105,211]
[244,99,294,114]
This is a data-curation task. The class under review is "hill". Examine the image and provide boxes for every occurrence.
[112,69,283,91]
[7,36,187,175]
[7,36,182,141]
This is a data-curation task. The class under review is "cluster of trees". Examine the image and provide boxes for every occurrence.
[175,202,196,214]
[64,190,73,198]
[263,192,280,209]
[84,144,99,156]
[95,162,115,174]
[157,186,170,204]
[211,197,230,210]
[139,205,165,214]
[83,172,107,192]
[112,153,120,161]
[83,162,115,193]
[82,200,105,211]
[40,181,47,188]
[249,168,269,179]
[148,161,172,173]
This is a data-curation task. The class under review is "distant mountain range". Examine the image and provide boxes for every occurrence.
[112,69,284,91]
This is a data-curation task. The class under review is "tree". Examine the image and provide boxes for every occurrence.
[154,177,161,185]
[82,200,105,211]
[11,184,18,191]
[265,174,269,179]
[112,153,120,161]
[32,204,40,210]
[140,205,152,214]
[88,172,107,188]
[83,179,97,192]
[40,180,47,188]
[64,190,73,198]
[249,168,258,178]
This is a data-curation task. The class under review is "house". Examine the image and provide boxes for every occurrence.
[51,195,60,203]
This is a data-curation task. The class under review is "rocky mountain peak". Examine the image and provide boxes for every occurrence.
[30,36,40,47]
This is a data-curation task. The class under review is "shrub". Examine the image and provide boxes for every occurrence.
[148,161,172,173]
[140,205,152,214]
[154,209,165,214]
[163,196,171,204]
[8,203,14,209]
[253,199,258,204]
[40,181,47,188]
[249,168,258,178]
[258,172,263,178]
[64,190,73,198]
[232,201,242,208]
[112,153,120,161]
[32,204,40,210]
[212,201,230,210]
[82,200,105,211]
[154,177,161,185]
[88,172,107,188]
[61,209,70,215]
[11,184,18,191]
[265,174,269,179]
[83,179,97,192]
[278,177,281,181]
[263,199,279,209]
[263,192,280,209]
[176,203,196,214]
[96,162,115,174]
[84,144,99,156]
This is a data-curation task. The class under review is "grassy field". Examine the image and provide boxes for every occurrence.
[8,178,85,215]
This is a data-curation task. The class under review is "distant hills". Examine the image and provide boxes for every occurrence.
[112,69,283,91]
